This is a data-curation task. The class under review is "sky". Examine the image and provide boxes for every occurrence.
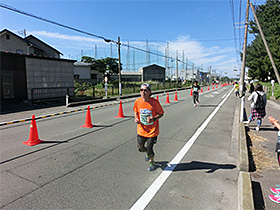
[0,0,267,78]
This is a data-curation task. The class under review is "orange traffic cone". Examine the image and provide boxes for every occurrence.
[190,89,193,96]
[216,85,218,88]
[115,100,125,118]
[23,115,42,146]
[81,106,94,128]
[156,95,159,101]
[201,87,203,93]
[212,85,215,90]
[174,91,178,101]
[165,93,170,103]
[207,86,210,91]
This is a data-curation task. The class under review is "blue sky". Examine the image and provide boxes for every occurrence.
[1,0,267,78]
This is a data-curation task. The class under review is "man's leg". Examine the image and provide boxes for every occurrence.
[146,137,156,160]
[147,137,157,171]
[137,135,147,153]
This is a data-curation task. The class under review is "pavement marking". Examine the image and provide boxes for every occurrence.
[0,98,136,126]
[130,87,234,210]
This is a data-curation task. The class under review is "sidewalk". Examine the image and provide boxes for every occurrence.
[244,96,280,209]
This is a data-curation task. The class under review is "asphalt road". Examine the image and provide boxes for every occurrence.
[0,85,239,210]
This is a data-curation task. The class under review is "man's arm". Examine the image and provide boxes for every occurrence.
[134,111,140,124]
[147,113,164,124]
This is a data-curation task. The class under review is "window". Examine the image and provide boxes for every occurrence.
[6,34,10,40]
[74,74,80,79]
[16,49,23,54]
[90,74,97,79]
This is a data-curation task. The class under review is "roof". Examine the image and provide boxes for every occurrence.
[24,35,63,55]
[121,71,142,75]
[0,51,75,62]
[141,64,165,69]
[0,29,28,43]
[74,61,93,66]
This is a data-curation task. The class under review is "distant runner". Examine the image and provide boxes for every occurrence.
[133,83,164,171]
[192,81,201,107]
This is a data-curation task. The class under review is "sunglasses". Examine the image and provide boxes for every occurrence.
[140,89,148,92]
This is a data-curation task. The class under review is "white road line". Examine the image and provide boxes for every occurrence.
[130,87,234,210]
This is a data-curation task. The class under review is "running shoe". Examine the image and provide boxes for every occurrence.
[268,194,280,204]
[255,127,260,131]
[270,187,280,194]
[197,101,200,104]
[148,161,155,171]
[194,104,197,107]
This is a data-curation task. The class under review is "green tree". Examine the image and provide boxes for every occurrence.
[81,56,95,63]
[82,56,122,77]
[244,0,280,81]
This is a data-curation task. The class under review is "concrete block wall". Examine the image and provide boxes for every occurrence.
[26,57,74,100]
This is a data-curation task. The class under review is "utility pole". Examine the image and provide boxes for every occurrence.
[118,37,122,95]
[182,50,185,71]
[192,64,194,82]
[240,0,250,96]
[239,0,250,122]
[176,50,178,84]
[185,57,188,82]
[250,3,280,85]
[171,57,173,81]
[110,43,113,58]
[127,41,130,71]
[209,65,212,84]
[166,42,169,79]
[95,44,97,59]
[133,49,135,72]
[201,64,203,83]
[146,39,149,66]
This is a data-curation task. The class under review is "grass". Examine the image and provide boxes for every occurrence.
[80,81,194,98]
[260,82,280,100]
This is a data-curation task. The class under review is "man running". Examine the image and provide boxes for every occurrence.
[192,81,201,107]
[133,83,164,171]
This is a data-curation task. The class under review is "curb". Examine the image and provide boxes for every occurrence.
[238,108,254,210]
[238,171,255,210]
[239,122,249,172]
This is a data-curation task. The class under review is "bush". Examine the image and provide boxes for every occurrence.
[74,82,93,95]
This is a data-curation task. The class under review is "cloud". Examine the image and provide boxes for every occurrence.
[28,30,237,77]
[30,30,102,42]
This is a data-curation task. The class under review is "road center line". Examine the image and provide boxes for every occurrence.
[130,87,234,210]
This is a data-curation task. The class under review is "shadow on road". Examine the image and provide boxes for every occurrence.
[198,105,217,108]
[0,116,134,165]
[155,161,236,173]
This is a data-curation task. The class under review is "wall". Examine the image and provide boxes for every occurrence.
[25,57,74,100]
[74,66,91,79]
[0,52,27,100]
[26,36,60,58]
[142,65,165,82]
[0,32,27,54]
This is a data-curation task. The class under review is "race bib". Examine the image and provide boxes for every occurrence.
[193,87,198,92]
[140,108,153,125]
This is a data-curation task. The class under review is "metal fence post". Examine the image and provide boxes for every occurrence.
[66,94,69,107]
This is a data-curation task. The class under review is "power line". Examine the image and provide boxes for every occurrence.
[228,0,240,64]
[1,2,204,70]
[0,3,113,43]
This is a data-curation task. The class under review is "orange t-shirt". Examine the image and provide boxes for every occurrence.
[133,97,164,137]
